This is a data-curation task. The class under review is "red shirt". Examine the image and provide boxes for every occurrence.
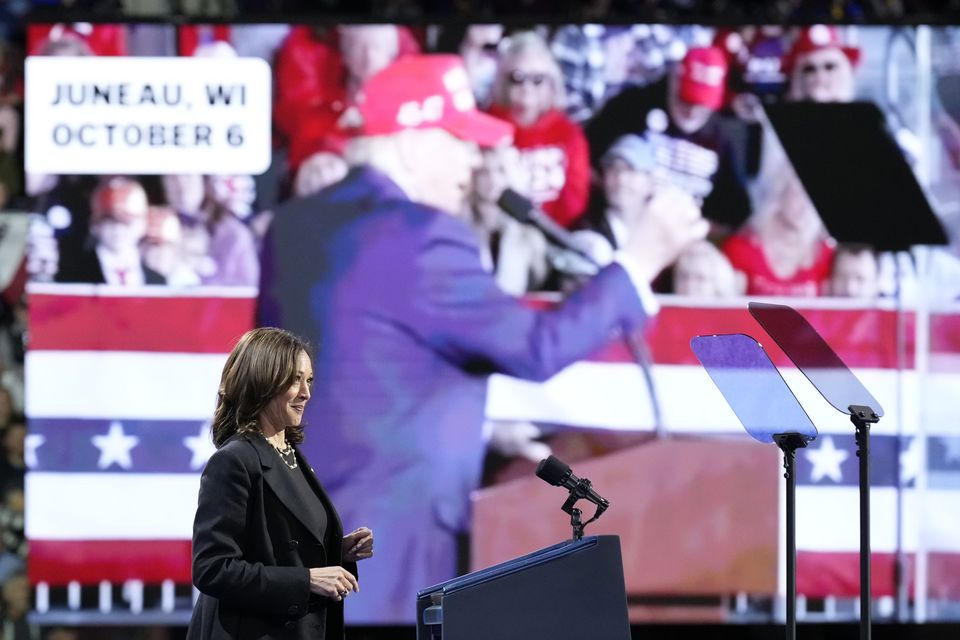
[723,231,834,297]
[273,27,422,171]
[487,106,590,228]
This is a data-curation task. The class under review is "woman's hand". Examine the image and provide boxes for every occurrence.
[342,527,374,563]
[309,567,359,601]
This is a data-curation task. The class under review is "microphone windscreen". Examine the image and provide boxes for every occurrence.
[496,188,535,223]
[535,455,571,486]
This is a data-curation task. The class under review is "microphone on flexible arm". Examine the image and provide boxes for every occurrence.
[496,188,600,273]
[496,188,665,437]
[536,455,609,540]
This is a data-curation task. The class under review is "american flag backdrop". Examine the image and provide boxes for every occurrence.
[23,285,960,613]
[26,284,255,588]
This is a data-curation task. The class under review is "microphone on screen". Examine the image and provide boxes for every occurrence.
[496,188,600,269]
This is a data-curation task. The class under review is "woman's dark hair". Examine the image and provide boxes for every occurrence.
[211,327,312,448]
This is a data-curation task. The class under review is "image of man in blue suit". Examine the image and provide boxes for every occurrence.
[258,54,708,623]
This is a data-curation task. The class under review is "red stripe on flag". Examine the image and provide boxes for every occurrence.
[29,293,255,353]
[798,552,960,598]
[583,306,916,369]
[930,313,960,373]
[798,551,905,597]
[29,539,192,585]
[927,552,960,599]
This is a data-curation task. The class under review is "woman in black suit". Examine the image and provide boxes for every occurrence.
[187,327,374,640]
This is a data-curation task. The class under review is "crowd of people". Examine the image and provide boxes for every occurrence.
[13,1,960,22]
[0,260,27,637]
[19,21,953,302]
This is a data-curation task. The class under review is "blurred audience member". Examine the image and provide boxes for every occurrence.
[55,177,165,285]
[468,145,550,294]
[673,239,742,297]
[586,46,752,231]
[27,22,127,57]
[178,23,232,57]
[578,134,657,252]
[275,25,418,178]
[201,175,259,287]
[747,25,862,203]
[786,25,861,103]
[0,41,23,207]
[457,24,505,108]
[0,571,35,640]
[0,414,25,485]
[163,174,259,287]
[0,387,11,430]
[827,243,881,298]
[567,134,709,292]
[722,167,834,296]
[552,23,680,123]
[0,481,25,562]
[292,148,350,198]
[0,311,24,415]
[26,34,97,275]
[161,174,216,281]
[488,31,590,228]
[0,412,20,579]
[716,26,789,108]
[141,205,201,287]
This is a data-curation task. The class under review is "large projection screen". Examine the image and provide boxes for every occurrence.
[21,21,960,626]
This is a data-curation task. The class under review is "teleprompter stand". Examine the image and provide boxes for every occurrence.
[750,303,885,640]
[691,332,819,640]
[693,303,885,640]
[850,405,881,640]
[774,433,813,640]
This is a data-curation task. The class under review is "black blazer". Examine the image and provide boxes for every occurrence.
[186,434,356,640]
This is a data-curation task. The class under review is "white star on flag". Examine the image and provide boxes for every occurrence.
[91,421,140,470]
[24,434,46,469]
[806,435,849,483]
[183,422,217,470]
[900,436,923,484]
[942,436,960,465]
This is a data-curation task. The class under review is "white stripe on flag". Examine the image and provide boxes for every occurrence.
[27,351,227,419]
[488,362,654,429]
[487,365,932,436]
[796,487,960,553]
[26,472,198,539]
[797,487,908,553]
[919,489,960,551]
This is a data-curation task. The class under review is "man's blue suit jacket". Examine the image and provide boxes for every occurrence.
[257,166,650,622]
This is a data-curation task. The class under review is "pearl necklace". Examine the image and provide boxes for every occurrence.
[264,435,298,470]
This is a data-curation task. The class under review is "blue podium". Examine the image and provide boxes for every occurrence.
[416,535,630,640]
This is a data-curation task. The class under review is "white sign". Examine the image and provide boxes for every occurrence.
[25,56,272,175]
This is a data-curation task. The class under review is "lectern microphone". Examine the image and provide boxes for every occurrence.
[536,455,610,512]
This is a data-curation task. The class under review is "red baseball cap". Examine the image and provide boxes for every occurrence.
[91,178,148,223]
[344,54,513,147]
[784,25,861,72]
[677,46,729,110]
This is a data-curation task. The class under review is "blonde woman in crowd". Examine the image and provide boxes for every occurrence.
[487,31,591,229]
